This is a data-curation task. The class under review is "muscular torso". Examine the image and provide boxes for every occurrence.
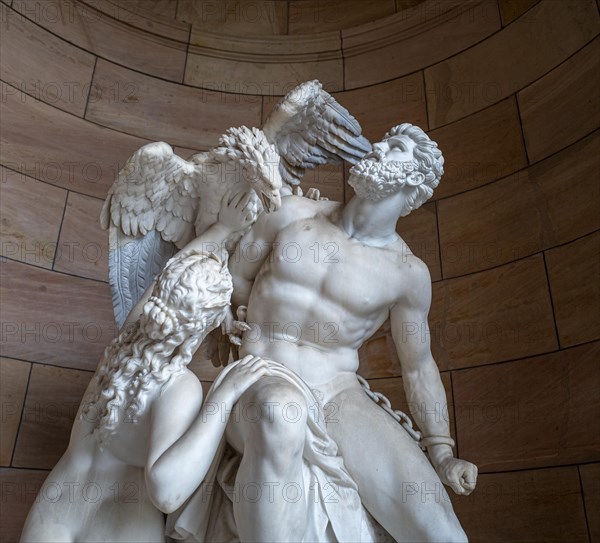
[241,200,413,386]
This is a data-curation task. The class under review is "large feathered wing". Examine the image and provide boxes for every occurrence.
[100,142,205,328]
[101,141,203,244]
[262,80,372,188]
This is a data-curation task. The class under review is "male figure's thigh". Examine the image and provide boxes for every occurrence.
[326,386,463,542]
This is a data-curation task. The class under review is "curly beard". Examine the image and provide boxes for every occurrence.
[348,158,420,201]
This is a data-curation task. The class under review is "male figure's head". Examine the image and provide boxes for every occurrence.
[348,124,444,217]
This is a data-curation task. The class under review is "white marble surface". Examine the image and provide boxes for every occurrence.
[21,81,476,543]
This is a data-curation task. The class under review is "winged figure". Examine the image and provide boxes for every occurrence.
[101,80,372,329]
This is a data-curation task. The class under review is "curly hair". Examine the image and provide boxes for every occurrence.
[348,123,444,215]
[385,123,444,214]
[83,250,233,445]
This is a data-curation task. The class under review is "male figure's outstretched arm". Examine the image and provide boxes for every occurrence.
[390,256,477,496]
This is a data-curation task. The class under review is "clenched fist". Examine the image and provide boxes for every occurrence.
[435,456,478,496]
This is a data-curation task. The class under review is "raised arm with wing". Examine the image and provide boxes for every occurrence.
[101,80,371,330]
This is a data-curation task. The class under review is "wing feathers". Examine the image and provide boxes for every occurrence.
[263,80,371,186]
[101,142,201,245]
[101,142,204,326]
[109,227,176,329]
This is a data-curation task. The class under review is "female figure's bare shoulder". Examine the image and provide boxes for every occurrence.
[154,369,203,410]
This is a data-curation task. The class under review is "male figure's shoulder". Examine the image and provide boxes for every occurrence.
[281,194,341,218]
[386,241,432,306]
[259,194,341,235]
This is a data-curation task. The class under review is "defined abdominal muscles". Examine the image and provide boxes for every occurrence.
[240,336,360,385]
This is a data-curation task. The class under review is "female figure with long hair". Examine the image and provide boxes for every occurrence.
[21,193,268,543]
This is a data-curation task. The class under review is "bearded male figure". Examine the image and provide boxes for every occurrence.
[222,123,477,543]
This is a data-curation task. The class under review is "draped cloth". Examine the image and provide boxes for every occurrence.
[166,360,391,542]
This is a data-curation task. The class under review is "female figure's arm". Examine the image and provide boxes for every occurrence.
[145,355,267,513]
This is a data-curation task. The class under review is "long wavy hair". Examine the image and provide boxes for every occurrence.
[83,250,233,445]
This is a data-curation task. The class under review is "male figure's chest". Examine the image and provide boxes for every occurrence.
[271,216,403,314]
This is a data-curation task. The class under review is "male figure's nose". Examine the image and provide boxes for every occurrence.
[371,142,388,160]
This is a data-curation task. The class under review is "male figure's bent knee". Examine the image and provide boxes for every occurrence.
[228,378,307,463]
